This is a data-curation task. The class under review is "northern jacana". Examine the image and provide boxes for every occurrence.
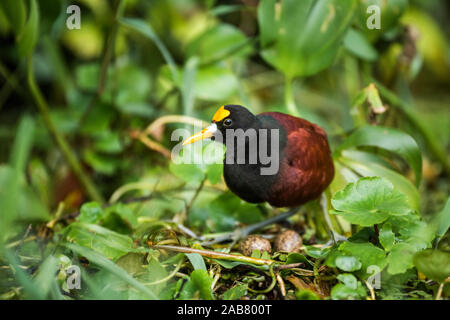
[183,105,336,244]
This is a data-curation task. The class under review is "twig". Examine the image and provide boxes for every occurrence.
[27,57,104,202]
[248,264,277,293]
[6,236,36,249]
[109,181,157,203]
[276,272,286,297]
[435,283,444,300]
[291,268,315,277]
[275,263,304,270]
[150,244,275,266]
[174,223,203,240]
[365,280,376,300]
[144,115,209,135]
[132,115,209,158]
[136,134,171,158]
[211,272,221,292]
[142,257,184,286]
[15,224,32,255]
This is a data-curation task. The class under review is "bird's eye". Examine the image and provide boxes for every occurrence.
[223,118,233,126]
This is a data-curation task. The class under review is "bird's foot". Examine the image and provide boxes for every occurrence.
[323,231,348,247]
[201,207,301,247]
[201,228,249,247]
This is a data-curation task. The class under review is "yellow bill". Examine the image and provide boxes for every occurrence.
[182,123,218,146]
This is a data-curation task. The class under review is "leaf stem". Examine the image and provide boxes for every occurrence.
[150,244,275,266]
[142,257,185,286]
[27,57,104,202]
[247,263,277,293]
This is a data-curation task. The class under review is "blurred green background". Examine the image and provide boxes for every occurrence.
[0,0,449,300]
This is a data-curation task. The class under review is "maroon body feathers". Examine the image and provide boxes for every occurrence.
[260,112,334,207]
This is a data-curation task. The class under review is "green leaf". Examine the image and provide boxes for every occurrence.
[343,28,378,61]
[258,0,357,77]
[430,198,450,243]
[142,258,169,295]
[9,115,35,173]
[223,284,247,300]
[330,283,366,300]
[115,253,146,276]
[295,289,320,300]
[336,125,422,186]
[93,131,123,154]
[104,203,138,229]
[169,161,205,184]
[120,18,179,82]
[387,214,434,252]
[0,0,26,36]
[356,0,408,42]
[75,63,101,91]
[34,255,64,300]
[17,0,39,57]
[340,153,420,211]
[336,273,358,290]
[186,253,207,271]
[3,249,44,299]
[206,162,223,185]
[0,164,49,243]
[198,192,263,232]
[382,213,434,275]
[257,0,277,48]
[339,241,387,279]
[211,259,253,269]
[304,245,331,259]
[115,63,152,108]
[186,23,252,64]
[78,202,104,224]
[64,243,158,299]
[331,177,412,226]
[335,255,362,272]
[65,223,136,260]
[285,252,313,266]
[379,223,395,251]
[413,250,450,283]
[386,242,417,275]
[83,150,120,176]
[181,56,198,116]
[190,269,214,300]
[194,65,239,101]
[210,5,243,16]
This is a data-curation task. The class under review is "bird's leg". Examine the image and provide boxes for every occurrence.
[320,194,347,246]
[201,206,301,246]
